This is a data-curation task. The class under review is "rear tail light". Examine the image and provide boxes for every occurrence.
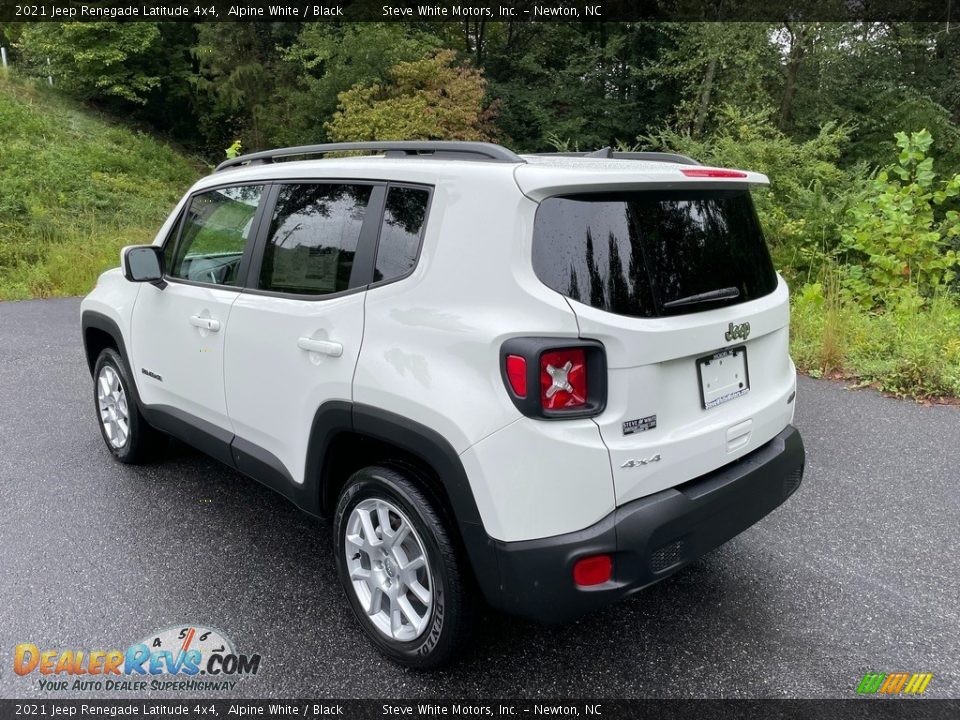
[573,555,613,586]
[505,355,527,398]
[500,338,606,419]
[681,168,748,179]
[540,349,586,410]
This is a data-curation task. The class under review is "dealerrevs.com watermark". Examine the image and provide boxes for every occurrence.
[13,625,261,693]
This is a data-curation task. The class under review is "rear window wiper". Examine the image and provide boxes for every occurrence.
[662,286,740,310]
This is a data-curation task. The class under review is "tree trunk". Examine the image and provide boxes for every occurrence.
[476,19,486,65]
[779,23,808,130]
[693,56,717,137]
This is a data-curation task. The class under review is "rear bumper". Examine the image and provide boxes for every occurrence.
[485,425,805,623]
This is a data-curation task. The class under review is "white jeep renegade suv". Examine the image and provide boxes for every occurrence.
[81,141,805,668]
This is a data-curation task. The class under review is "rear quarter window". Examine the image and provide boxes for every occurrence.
[373,186,429,284]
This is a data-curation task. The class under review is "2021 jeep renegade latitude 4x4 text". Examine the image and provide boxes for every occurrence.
[81,141,805,667]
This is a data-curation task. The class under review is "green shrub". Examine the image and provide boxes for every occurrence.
[838,129,960,306]
[791,278,960,399]
[642,106,859,283]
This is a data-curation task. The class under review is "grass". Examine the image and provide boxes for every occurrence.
[0,75,203,299]
[791,281,960,400]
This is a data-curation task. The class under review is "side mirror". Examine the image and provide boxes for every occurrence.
[122,246,166,288]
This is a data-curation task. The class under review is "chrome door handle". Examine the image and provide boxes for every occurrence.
[297,337,343,357]
[189,315,221,332]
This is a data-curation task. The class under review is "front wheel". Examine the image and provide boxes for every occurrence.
[92,348,162,464]
[333,465,473,668]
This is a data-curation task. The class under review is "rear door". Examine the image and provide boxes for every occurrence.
[531,188,796,506]
[223,181,382,485]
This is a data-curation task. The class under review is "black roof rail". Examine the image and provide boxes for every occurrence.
[535,148,702,166]
[215,141,525,172]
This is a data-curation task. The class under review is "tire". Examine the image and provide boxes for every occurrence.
[92,347,163,464]
[333,465,473,669]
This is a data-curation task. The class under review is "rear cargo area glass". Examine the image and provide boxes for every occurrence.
[532,189,778,317]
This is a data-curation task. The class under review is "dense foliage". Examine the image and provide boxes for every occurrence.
[326,50,496,141]
[5,20,960,397]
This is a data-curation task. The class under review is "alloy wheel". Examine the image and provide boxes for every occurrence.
[97,364,129,449]
[344,497,434,642]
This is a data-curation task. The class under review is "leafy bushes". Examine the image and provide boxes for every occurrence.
[788,131,960,399]
[792,281,960,398]
[838,130,960,305]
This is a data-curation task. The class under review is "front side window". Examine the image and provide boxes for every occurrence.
[259,183,372,296]
[169,185,264,286]
[373,186,430,284]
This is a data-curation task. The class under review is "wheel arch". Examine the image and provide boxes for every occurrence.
[308,402,502,607]
[81,311,131,378]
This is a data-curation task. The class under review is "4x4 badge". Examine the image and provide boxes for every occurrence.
[621,454,661,468]
[725,321,751,342]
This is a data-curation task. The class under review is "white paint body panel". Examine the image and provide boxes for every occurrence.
[82,151,796,545]
[79,267,141,347]
[224,291,365,485]
[130,281,239,430]
[459,418,614,542]
[577,279,796,507]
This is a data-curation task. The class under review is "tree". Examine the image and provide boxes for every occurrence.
[325,50,497,142]
[277,23,442,145]
[17,23,161,104]
[483,23,674,152]
[190,23,301,151]
[647,23,780,138]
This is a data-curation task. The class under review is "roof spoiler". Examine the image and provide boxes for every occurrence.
[535,148,702,166]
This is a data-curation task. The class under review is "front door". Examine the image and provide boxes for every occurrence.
[131,183,267,433]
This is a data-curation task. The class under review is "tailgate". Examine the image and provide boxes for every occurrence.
[575,282,796,506]
[528,182,797,506]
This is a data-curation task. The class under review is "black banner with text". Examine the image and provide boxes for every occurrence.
[1,699,959,720]
[1,0,957,23]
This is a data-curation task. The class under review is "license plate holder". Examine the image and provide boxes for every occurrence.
[697,346,750,409]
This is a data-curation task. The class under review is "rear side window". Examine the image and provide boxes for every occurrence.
[373,186,429,284]
[169,185,264,287]
[259,183,372,296]
[532,189,777,317]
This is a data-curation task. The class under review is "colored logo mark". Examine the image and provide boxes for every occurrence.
[857,673,933,695]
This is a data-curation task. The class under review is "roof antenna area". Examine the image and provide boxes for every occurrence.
[585,147,613,158]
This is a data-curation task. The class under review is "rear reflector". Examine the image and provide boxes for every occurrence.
[505,355,527,397]
[540,348,587,410]
[681,168,748,178]
[573,555,613,586]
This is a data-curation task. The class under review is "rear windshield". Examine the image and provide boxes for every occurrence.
[532,189,777,317]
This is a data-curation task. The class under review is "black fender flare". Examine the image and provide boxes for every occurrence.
[81,310,131,378]
[306,402,502,608]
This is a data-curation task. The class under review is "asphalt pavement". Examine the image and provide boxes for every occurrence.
[0,297,957,699]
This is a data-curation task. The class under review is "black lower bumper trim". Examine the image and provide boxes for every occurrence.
[489,425,805,623]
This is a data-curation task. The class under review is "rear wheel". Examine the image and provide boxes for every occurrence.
[92,348,162,463]
[333,465,473,668]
